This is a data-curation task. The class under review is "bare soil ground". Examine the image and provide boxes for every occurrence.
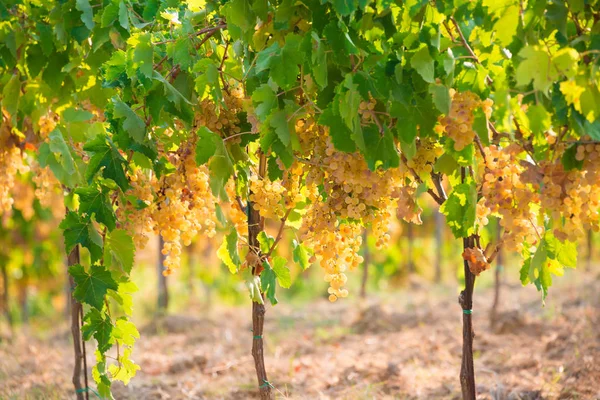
[1,272,599,400]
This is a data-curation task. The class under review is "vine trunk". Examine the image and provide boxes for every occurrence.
[459,235,477,400]
[248,153,272,400]
[68,245,85,400]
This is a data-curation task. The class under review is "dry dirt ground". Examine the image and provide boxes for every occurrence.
[1,272,599,400]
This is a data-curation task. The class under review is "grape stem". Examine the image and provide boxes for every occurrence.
[265,208,293,259]
[450,17,493,85]
[400,155,444,205]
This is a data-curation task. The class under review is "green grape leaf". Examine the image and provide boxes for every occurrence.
[75,186,117,231]
[252,84,278,123]
[257,232,274,254]
[84,134,129,192]
[196,127,219,165]
[70,264,119,310]
[104,229,135,274]
[217,229,240,273]
[193,59,222,102]
[2,74,20,125]
[60,212,103,261]
[82,308,114,353]
[118,0,130,30]
[292,240,311,270]
[38,128,82,187]
[362,126,400,170]
[440,181,477,238]
[411,45,435,83]
[129,33,153,79]
[272,256,291,288]
[429,83,451,114]
[112,98,146,143]
[260,260,278,305]
[76,0,95,30]
[318,107,356,153]
[268,110,292,148]
[544,231,577,268]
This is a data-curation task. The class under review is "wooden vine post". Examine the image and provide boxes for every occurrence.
[248,153,273,400]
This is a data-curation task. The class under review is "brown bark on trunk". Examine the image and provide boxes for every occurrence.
[248,153,273,400]
[360,229,370,298]
[459,235,477,400]
[434,211,443,283]
[459,167,476,400]
[68,245,85,400]
[157,236,169,311]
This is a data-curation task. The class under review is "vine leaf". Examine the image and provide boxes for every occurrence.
[76,186,117,231]
[112,97,146,143]
[440,182,477,238]
[292,240,311,270]
[272,256,291,288]
[84,134,130,192]
[82,308,114,353]
[60,212,103,262]
[411,45,435,83]
[109,348,140,384]
[260,260,278,305]
[363,126,400,170]
[217,229,240,273]
[70,264,119,310]
[104,229,135,274]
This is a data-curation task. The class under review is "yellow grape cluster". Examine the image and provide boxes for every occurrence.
[480,144,541,251]
[117,169,156,250]
[436,91,493,151]
[38,112,58,138]
[358,97,377,124]
[295,115,409,301]
[196,88,245,141]
[31,164,62,211]
[0,146,30,216]
[406,137,444,175]
[249,176,287,220]
[12,179,35,220]
[153,138,217,275]
[249,162,304,221]
[531,143,600,241]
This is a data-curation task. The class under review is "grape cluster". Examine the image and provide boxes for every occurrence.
[406,137,443,176]
[117,169,156,250]
[480,144,542,251]
[0,147,30,216]
[436,91,492,151]
[531,142,600,241]
[196,89,245,141]
[153,137,217,275]
[294,114,410,301]
[249,162,304,221]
